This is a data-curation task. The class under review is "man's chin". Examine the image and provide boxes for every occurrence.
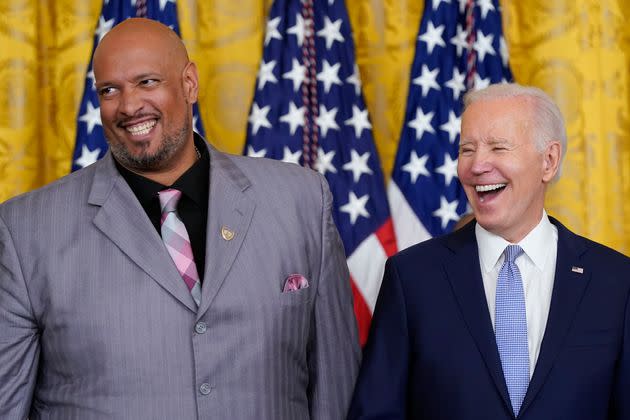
[110,147,163,172]
[473,214,501,233]
[107,124,189,173]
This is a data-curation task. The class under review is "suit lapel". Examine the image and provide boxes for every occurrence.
[444,224,512,413]
[196,145,255,319]
[89,153,198,312]
[519,218,590,415]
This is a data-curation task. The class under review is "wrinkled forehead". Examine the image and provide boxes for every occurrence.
[461,97,534,141]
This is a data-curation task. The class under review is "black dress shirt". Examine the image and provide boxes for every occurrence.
[115,134,209,282]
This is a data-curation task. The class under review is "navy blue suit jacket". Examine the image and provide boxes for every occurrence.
[348,218,630,419]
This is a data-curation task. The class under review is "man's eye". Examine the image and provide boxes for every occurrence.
[98,87,116,96]
[140,79,158,86]
[459,148,473,155]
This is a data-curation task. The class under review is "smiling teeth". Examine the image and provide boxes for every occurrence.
[127,120,156,136]
[476,183,506,192]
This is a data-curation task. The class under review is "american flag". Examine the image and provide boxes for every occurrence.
[71,0,204,171]
[243,0,397,345]
[388,0,512,250]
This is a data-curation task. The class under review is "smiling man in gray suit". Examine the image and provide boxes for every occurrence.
[0,18,360,419]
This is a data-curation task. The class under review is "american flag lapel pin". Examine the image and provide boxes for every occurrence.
[571,266,584,274]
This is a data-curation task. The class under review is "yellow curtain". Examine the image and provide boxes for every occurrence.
[502,0,630,255]
[1,0,628,255]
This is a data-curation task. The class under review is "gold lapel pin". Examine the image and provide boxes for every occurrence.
[221,226,235,241]
[571,266,584,274]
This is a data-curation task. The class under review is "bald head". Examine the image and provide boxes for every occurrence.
[92,17,200,184]
[94,18,189,75]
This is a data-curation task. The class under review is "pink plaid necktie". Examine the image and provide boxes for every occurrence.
[158,188,202,306]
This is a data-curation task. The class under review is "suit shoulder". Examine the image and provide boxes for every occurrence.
[554,220,630,281]
[0,163,97,223]
[228,153,321,182]
[577,234,630,270]
[220,153,326,201]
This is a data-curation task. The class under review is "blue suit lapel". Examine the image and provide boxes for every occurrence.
[519,217,591,415]
[89,153,198,312]
[444,223,513,414]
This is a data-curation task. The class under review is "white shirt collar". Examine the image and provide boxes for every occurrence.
[475,210,556,272]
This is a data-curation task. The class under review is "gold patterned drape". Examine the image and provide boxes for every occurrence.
[501,0,630,256]
[1,0,628,255]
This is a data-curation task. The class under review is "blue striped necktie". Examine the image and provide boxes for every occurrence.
[495,245,529,416]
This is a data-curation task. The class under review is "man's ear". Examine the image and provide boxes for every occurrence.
[182,61,199,104]
[542,140,561,183]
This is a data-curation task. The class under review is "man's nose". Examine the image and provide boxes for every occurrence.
[470,150,493,175]
[118,88,143,116]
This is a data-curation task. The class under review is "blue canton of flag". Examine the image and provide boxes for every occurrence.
[243,0,397,345]
[72,0,205,171]
[388,0,512,250]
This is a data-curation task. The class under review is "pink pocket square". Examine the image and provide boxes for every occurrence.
[283,274,309,292]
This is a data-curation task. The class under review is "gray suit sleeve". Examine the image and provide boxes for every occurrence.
[308,174,361,420]
[0,214,39,419]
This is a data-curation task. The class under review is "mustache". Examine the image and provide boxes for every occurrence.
[116,113,160,127]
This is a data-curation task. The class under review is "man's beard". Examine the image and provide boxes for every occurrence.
[108,111,191,173]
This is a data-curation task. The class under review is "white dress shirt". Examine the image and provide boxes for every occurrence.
[475,210,558,378]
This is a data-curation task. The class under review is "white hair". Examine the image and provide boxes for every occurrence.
[463,83,567,181]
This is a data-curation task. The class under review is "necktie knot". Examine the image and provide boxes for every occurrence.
[504,244,523,264]
[158,188,182,214]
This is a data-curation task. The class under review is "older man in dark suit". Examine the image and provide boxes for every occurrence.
[348,83,630,419]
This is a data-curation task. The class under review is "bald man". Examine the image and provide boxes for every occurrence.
[0,19,360,419]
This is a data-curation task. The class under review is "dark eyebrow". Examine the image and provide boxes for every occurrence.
[94,81,113,90]
[95,73,162,89]
[133,73,161,81]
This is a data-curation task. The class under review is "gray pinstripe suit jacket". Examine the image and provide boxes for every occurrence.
[0,142,360,419]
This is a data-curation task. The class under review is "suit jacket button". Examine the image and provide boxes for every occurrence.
[195,321,207,334]
[199,383,211,395]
